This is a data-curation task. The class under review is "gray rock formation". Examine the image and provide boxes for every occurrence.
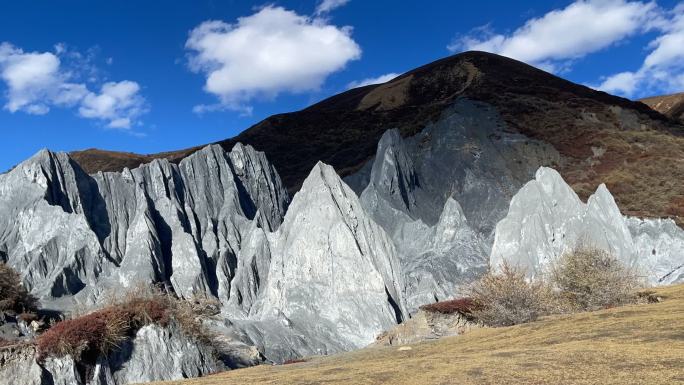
[1,97,683,384]
[626,217,684,285]
[0,345,45,385]
[212,162,407,361]
[106,323,222,384]
[254,162,406,350]
[351,100,561,243]
[0,144,289,309]
[0,144,409,366]
[490,167,684,284]
[353,100,560,311]
[0,322,224,385]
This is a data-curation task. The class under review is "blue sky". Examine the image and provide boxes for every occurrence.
[1,0,683,171]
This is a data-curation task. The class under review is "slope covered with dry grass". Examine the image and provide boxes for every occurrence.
[152,284,684,385]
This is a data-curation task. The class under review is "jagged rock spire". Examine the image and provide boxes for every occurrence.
[257,161,406,349]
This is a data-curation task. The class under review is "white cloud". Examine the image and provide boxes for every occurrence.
[347,72,400,89]
[596,71,639,95]
[79,81,147,129]
[186,6,361,113]
[315,0,350,16]
[596,4,684,97]
[450,0,660,68]
[0,42,146,128]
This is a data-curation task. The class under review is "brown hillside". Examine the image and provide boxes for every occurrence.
[641,92,684,124]
[70,52,684,225]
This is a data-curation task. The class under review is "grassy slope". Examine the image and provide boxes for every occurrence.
[153,284,684,385]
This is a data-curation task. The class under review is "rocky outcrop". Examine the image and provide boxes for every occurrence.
[0,322,225,385]
[0,144,289,309]
[353,102,560,310]
[247,162,407,356]
[490,167,684,284]
[626,217,684,285]
[372,308,476,347]
[0,145,409,365]
[105,323,222,384]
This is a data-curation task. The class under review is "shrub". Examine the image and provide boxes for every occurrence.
[551,247,642,311]
[467,262,553,327]
[0,263,38,313]
[36,288,171,362]
[420,298,479,316]
[37,286,218,362]
[36,308,129,362]
[107,285,216,344]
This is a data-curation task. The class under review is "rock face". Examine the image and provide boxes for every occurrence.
[626,217,684,285]
[352,101,560,310]
[490,167,684,284]
[0,144,289,308]
[0,144,408,366]
[0,323,224,385]
[105,323,222,384]
[210,162,408,362]
[255,162,406,350]
[372,308,476,347]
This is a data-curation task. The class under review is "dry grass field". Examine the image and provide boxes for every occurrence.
[151,284,684,385]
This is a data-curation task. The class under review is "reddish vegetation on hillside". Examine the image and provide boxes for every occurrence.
[420,298,479,316]
[36,297,170,362]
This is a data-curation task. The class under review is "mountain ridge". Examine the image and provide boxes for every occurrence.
[68,51,684,226]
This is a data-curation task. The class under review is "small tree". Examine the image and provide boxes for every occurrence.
[468,262,552,327]
[0,263,38,314]
[551,247,642,311]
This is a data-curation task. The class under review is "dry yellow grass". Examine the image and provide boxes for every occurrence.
[152,285,684,385]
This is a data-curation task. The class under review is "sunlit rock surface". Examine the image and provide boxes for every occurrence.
[0,144,289,308]
[0,323,224,385]
[490,167,684,284]
[353,101,560,310]
[218,162,407,361]
[626,217,684,285]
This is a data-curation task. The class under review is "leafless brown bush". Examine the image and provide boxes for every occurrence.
[467,262,554,327]
[0,263,38,313]
[551,247,643,311]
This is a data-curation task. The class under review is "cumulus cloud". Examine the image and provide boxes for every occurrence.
[450,0,660,68]
[0,42,146,128]
[315,0,350,16]
[185,6,361,113]
[596,3,684,97]
[79,81,147,129]
[347,72,400,89]
[449,0,684,98]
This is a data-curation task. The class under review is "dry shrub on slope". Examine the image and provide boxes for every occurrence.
[467,262,554,327]
[469,248,644,327]
[551,247,643,311]
[0,263,38,314]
